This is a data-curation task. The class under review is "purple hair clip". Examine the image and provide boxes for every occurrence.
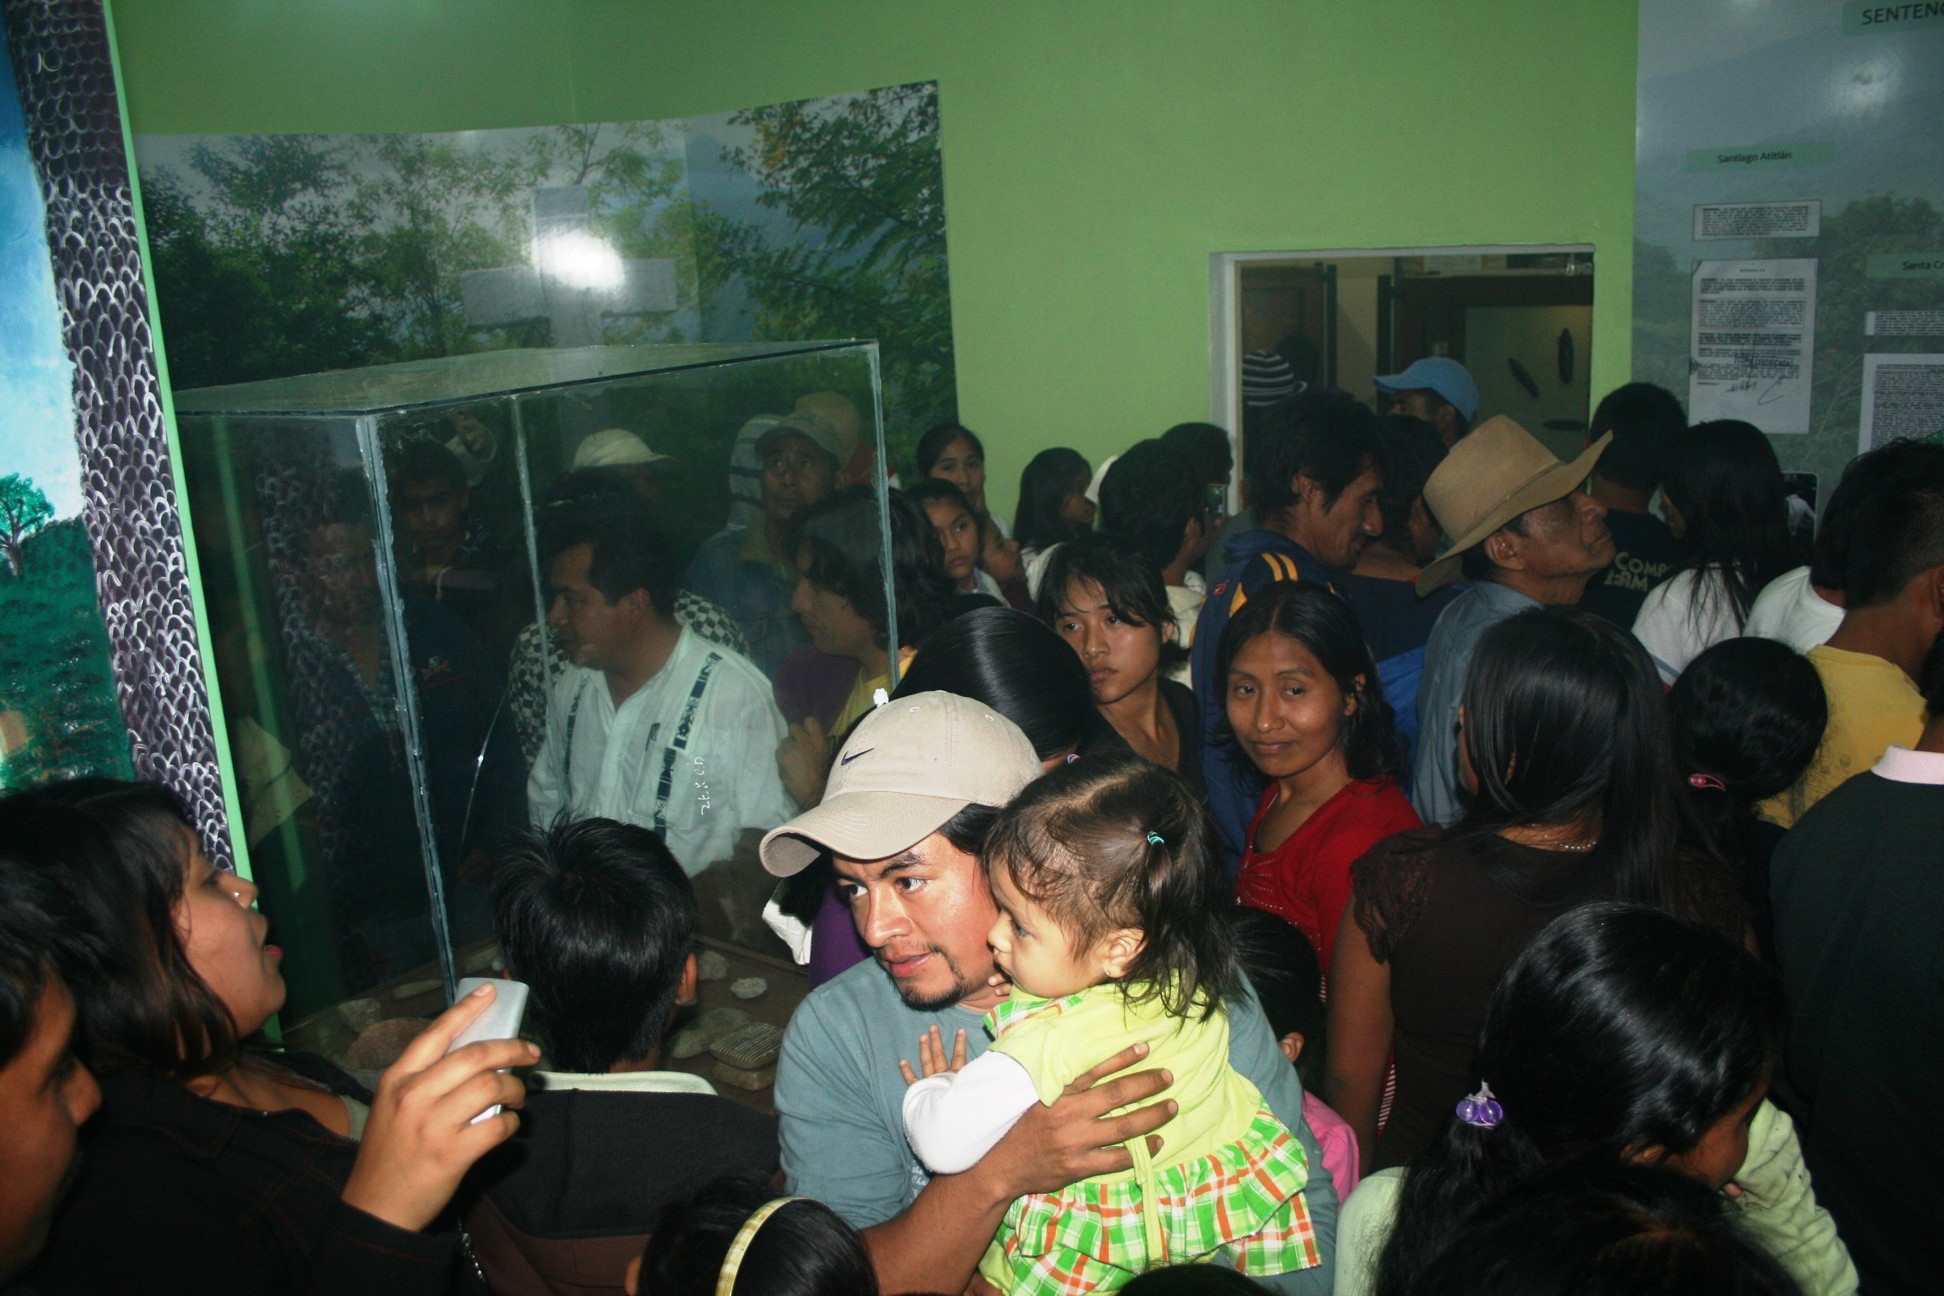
[1687,773,1727,792]
[1456,1082,1503,1129]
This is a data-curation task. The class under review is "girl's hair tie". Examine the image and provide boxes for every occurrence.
[1455,1082,1504,1129]
[1145,831,1165,845]
[1687,772,1727,792]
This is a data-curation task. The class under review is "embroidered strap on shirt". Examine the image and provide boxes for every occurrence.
[558,650,724,829]
[653,652,721,835]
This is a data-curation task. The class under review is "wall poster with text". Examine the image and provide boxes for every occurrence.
[1634,0,1944,497]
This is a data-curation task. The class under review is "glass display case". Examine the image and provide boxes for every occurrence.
[175,342,885,1057]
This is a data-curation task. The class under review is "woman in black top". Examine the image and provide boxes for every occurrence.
[18,780,531,1295]
[1036,533,1203,795]
[1325,610,1744,1171]
[1669,636,1826,961]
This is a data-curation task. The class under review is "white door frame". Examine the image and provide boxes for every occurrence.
[1208,244,1595,508]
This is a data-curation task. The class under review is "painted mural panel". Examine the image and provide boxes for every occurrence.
[0,35,130,788]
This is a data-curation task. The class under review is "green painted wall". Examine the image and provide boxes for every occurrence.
[109,0,1639,515]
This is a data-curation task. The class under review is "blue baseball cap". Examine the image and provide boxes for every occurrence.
[1375,357,1480,422]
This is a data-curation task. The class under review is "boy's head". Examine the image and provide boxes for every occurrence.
[1097,439,1209,573]
[492,817,697,1074]
[1230,907,1325,1089]
[1587,382,1685,497]
[1836,440,1944,610]
[0,841,102,1282]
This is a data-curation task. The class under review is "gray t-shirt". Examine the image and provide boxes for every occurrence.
[774,957,1338,1292]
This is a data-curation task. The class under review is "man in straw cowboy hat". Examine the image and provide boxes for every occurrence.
[1409,416,1616,825]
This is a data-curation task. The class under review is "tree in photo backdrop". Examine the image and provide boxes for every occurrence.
[0,472,51,576]
[0,1,210,811]
[141,121,691,387]
[0,466,127,786]
[138,82,954,467]
[693,81,953,468]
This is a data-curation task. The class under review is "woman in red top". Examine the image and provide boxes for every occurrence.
[1221,581,1418,971]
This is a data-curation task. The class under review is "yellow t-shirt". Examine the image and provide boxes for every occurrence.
[829,647,917,739]
[1758,644,1925,828]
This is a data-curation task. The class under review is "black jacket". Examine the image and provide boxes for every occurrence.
[30,1052,466,1296]
[461,1076,778,1296]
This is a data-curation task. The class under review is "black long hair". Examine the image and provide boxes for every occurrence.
[1373,903,1783,1296]
[1669,637,1825,863]
[641,1177,879,1296]
[1661,421,1802,632]
[1213,581,1402,782]
[1013,447,1092,553]
[1404,1162,1806,1296]
[892,606,1095,760]
[5,780,243,1081]
[788,485,957,651]
[1454,609,1704,921]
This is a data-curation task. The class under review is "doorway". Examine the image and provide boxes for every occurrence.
[1209,246,1596,501]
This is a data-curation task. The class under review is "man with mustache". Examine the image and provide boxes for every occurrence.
[764,691,1337,1295]
[529,501,793,879]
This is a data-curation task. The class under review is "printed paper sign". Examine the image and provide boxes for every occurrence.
[1689,258,1818,433]
[1694,201,1821,240]
[1866,311,1944,336]
[1859,353,1944,452]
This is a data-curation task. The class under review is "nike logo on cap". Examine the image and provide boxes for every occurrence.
[840,747,874,765]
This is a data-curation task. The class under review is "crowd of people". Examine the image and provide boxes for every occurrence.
[3,361,1941,1296]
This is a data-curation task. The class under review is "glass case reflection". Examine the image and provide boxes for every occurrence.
[175,342,884,1056]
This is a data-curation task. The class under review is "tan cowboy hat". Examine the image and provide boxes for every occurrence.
[1415,416,1612,595]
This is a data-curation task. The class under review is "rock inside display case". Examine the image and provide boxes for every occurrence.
[174,342,885,1061]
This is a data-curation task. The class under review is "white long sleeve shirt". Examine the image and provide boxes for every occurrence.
[902,1049,1040,1175]
[528,628,794,874]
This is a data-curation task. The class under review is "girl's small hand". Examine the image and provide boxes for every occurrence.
[897,1025,968,1084]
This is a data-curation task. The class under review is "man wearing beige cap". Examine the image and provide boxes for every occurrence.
[1409,417,1615,825]
[765,691,1336,1295]
[570,427,677,509]
[687,408,856,675]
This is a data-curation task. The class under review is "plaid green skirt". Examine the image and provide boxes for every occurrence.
[977,1105,1320,1296]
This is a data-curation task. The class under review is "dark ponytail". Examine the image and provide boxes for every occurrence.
[1373,903,1781,1296]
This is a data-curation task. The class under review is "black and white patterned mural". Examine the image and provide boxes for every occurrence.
[1,0,228,863]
